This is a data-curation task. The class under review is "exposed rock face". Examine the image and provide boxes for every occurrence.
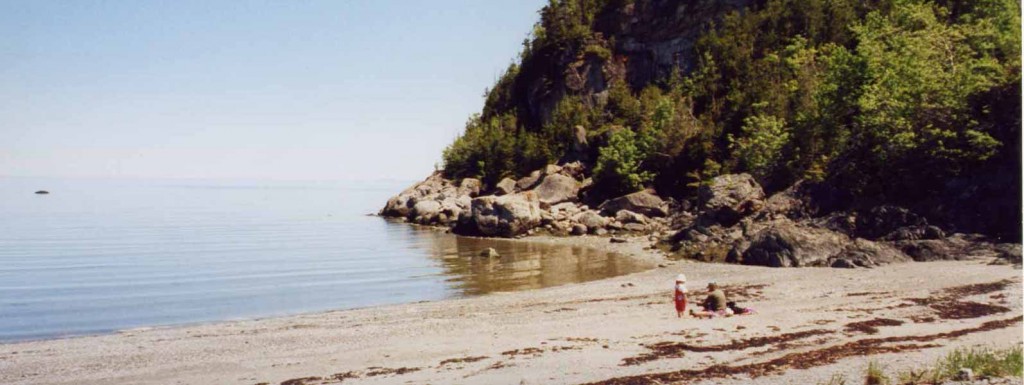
[507,0,754,129]
[380,172,449,219]
[739,219,849,267]
[379,173,475,226]
[469,192,542,237]
[495,178,517,196]
[699,173,765,225]
[833,238,909,268]
[381,170,1012,270]
[533,174,580,208]
[856,205,928,239]
[600,191,668,217]
[671,174,921,269]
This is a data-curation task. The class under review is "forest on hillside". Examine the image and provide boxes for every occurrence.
[440,0,1022,240]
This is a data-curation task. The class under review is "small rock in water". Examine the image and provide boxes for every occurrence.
[610,237,627,244]
[34,190,49,195]
[479,248,500,258]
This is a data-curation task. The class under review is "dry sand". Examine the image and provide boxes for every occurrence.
[1,235,1021,385]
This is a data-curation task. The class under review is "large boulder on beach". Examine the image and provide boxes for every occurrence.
[469,192,542,237]
[737,218,911,268]
[599,191,668,217]
[699,173,765,225]
[740,219,849,267]
[533,174,579,208]
[831,238,909,268]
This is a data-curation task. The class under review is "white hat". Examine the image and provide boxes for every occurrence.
[675,274,686,282]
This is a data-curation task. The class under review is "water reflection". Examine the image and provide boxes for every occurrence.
[386,221,651,296]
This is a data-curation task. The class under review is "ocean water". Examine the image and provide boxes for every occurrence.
[0,177,645,342]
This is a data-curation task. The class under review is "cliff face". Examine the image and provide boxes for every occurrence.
[495,0,753,129]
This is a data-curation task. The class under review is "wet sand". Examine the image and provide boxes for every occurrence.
[1,235,1021,385]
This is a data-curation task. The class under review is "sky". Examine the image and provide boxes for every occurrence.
[0,0,546,181]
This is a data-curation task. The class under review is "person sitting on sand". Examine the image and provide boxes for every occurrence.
[673,274,688,318]
[690,282,733,319]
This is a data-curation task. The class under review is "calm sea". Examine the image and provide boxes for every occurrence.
[0,177,645,342]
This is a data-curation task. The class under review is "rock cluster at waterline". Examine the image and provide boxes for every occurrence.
[381,162,671,238]
[382,163,1021,270]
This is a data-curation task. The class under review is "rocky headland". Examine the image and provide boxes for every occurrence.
[380,164,1022,270]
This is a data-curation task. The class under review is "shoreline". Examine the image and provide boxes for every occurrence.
[0,231,664,346]
[1,233,1021,385]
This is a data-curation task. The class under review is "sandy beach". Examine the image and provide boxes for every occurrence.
[1,234,1020,385]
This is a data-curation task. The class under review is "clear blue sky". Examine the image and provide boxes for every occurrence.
[0,0,545,181]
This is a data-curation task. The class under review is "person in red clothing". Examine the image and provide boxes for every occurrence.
[674,273,688,318]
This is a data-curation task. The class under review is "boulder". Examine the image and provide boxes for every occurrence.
[571,224,588,236]
[533,174,579,208]
[479,248,500,258]
[495,178,517,196]
[576,211,609,230]
[615,210,648,224]
[382,194,415,218]
[831,238,909,267]
[459,178,482,197]
[698,173,765,225]
[855,206,927,239]
[542,164,562,175]
[560,161,587,180]
[516,171,543,191]
[412,200,442,223]
[380,172,451,219]
[600,191,669,217]
[881,225,945,241]
[740,219,849,267]
[995,243,1022,264]
[469,192,542,237]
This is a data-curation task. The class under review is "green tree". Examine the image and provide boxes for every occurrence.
[593,128,654,196]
